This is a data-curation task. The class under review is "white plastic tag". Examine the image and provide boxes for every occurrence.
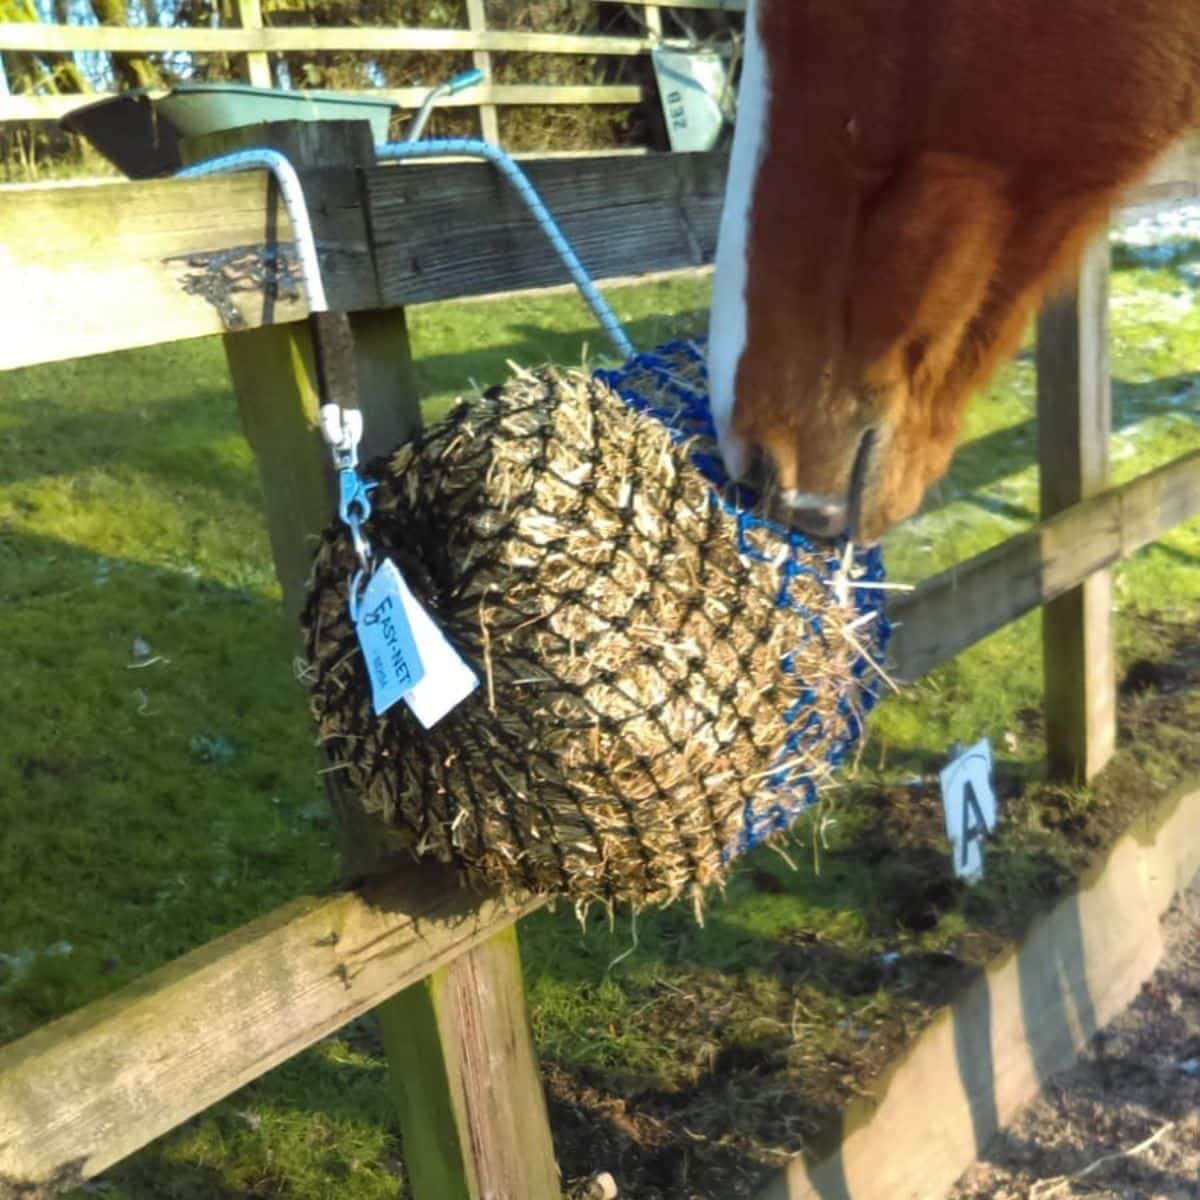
[353,559,478,728]
[354,560,426,715]
[939,738,998,884]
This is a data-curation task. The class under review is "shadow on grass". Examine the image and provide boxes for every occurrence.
[3,305,711,494]
[2,529,399,1199]
[921,369,1200,524]
[0,375,263,503]
[1145,537,1200,568]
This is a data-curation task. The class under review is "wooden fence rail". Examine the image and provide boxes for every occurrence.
[0,0,748,130]
[0,872,538,1194]
[887,448,1200,681]
[0,152,727,372]
[2,127,1200,1198]
[6,25,658,53]
[0,85,646,123]
[3,142,1196,373]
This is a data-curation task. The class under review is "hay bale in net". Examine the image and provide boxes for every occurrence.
[301,340,889,913]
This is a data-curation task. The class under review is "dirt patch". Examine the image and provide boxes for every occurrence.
[949,885,1200,1200]
[550,615,1200,1200]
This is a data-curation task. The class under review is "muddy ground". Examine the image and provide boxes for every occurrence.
[949,883,1200,1200]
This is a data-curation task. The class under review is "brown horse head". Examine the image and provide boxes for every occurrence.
[709,0,1200,542]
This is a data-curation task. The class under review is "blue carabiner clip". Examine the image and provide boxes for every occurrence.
[338,468,376,527]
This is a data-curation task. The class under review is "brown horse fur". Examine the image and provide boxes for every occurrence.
[725,0,1200,540]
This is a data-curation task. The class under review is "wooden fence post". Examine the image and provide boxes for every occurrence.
[188,119,560,1200]
[1035,235,1117,782]
[378,925,560,1199]
[233,0,272,88]
[465,0,500,144]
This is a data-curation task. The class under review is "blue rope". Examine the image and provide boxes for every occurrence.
[375,139,635,361]
[178,140,634,358]
[597,338,891,854]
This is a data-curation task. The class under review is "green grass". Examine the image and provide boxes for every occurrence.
[2,258,1199,1198]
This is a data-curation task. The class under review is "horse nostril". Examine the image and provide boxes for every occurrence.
[729,444,774,494]
[782,495,849,540]
[846,426,878,540]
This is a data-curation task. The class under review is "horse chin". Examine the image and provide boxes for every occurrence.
[859,445,941,542]
[850,487,914,545]
[853,498,903,546]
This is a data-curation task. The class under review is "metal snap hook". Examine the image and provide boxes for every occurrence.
[347,567,371,623]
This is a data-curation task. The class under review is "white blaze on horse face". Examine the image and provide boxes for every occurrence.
[708,0,770,483]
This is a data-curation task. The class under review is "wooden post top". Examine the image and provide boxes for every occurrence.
[179,116,379,168]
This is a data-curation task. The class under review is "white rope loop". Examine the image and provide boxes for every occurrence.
[175,147,328,313]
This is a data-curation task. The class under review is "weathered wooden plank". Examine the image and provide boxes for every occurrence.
[249,0,678,10]
[222,320,342,619]
[345,309,561,1198]
[0,152,726,370]
[887,449,1200,681]
[2,128,1194,371]
[1117,130,1200,208]
[215,119,559,1200]
[1140,131,1200,197]
[7,126,1191,373]
[228,310,561,1200]
[0,21,652,56]
[647,0,745,9]
[380,926,562,1200]
[178,118,382,312]
[368,151,727,306]
[1036,236,1115,782]
[761,780,1200,1200]
[0,82,644,122]
[0,869,542,1198]
[326,83,649,110]
[0,170,368,370]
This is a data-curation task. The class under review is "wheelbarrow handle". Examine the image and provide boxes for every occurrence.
[447,68,484,94]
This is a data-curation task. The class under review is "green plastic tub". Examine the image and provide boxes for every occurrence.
[62,83,396,179]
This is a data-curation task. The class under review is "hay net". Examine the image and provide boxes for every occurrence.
[301,339,890,913]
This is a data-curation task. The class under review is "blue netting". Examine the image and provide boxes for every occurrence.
[596,338,892,854]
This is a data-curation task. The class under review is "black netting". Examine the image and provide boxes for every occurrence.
[301,353,887,912]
